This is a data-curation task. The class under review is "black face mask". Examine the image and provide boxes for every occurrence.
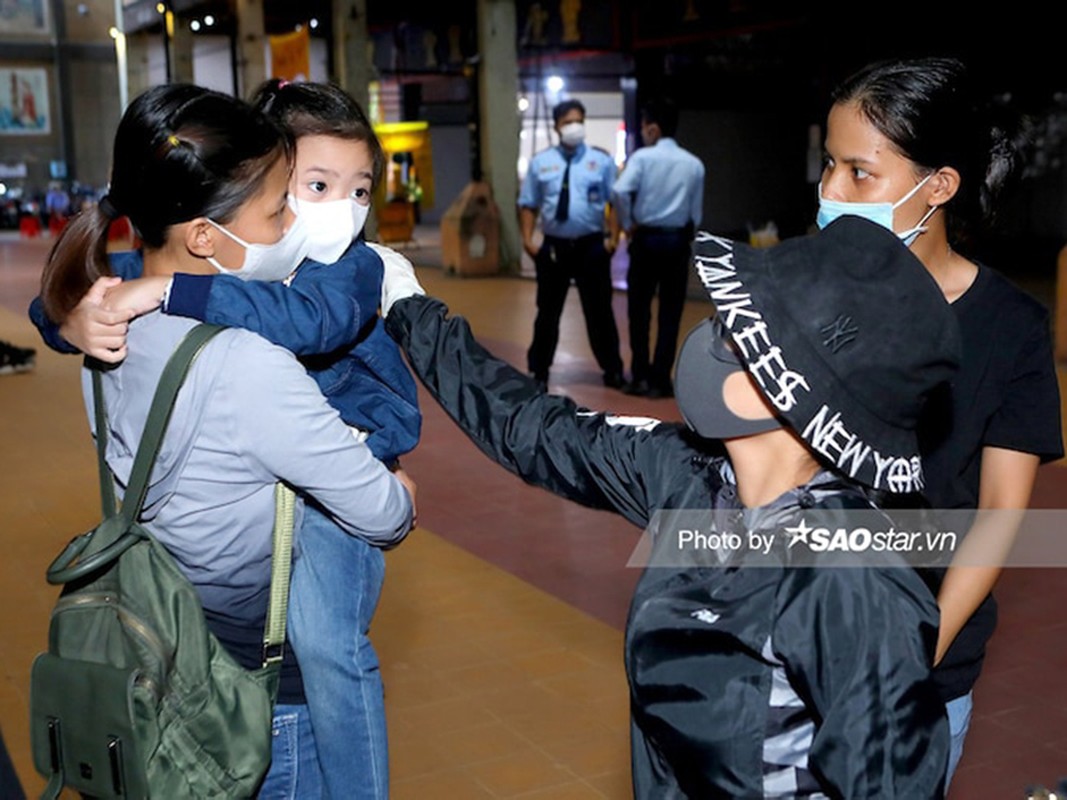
[674,316,782,440]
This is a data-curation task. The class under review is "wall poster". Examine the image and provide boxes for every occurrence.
[0,0,50,36]
[0,67,50,134]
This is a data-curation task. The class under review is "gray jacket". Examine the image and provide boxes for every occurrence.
[82,312,412,626]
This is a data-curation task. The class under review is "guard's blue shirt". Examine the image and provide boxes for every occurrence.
[518,142,617,239]
[612,138,705,231]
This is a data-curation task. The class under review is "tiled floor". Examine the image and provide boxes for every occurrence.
[1,227,1065,798]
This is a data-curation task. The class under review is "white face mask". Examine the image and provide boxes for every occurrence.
[558,121,585,148]
[205,211,309,282]
[293,197,370,264]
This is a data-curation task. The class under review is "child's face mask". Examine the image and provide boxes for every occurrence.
[294,197,370,264]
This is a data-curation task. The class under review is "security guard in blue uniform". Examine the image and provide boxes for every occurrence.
[612,99,705,399]
[519,99,624,391]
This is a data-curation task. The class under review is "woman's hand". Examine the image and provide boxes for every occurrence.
[59,276,137,362]
[391,464,418,530]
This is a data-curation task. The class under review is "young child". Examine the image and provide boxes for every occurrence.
[29,80,419,800]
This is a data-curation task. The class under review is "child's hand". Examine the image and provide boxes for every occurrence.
[369,243,425,316]
[59,276,137,363]
[103,275,170,318]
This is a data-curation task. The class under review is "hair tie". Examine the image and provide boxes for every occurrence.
[277,79,290,89]
[167,134,181,147]
[98,195,120,220]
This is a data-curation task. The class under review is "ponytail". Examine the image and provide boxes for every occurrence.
[40,203,114,322]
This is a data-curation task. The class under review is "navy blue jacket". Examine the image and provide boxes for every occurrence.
[30,242,420,463]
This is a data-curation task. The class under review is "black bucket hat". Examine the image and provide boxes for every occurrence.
[685,215,961,494]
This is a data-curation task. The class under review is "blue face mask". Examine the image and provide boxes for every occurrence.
[817,173,938,246]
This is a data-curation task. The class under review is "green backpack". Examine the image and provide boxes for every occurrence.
[30,324,296,799]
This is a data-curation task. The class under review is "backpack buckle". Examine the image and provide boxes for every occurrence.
[262,641,284,666]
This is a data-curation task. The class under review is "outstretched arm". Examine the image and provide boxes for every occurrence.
[385,294,691,528]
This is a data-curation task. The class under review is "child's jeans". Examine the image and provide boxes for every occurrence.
[288,504,389,800]
[257,704,324,799]
[944,691,973,792]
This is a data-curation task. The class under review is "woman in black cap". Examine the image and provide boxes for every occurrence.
[820,57,1063,787]
[379,214,958,798]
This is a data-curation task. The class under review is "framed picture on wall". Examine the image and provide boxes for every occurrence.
[0,0,50,36]
[0,67,50,135]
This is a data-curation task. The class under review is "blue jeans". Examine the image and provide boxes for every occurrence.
[257,704,324,799]
[944,691,973,792]
[288,504,389,800]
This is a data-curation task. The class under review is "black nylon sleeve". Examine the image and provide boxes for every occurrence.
[386,295,680,529]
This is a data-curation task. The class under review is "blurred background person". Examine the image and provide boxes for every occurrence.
[612,98,704,399]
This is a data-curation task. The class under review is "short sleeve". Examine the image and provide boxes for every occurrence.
[518,158,541,210]
[984,309,1064,463]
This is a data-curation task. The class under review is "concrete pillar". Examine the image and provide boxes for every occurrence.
[125,30,153,101]
[331,0,371,113]
[235,0,266,98]
[169,12,195,84]
[331,0,375,235]
[476,0,521,273]
[49,0,75,178]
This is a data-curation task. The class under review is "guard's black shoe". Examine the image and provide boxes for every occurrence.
[602,371,625,389]
[622,379,650,397]
[646,383,674,399]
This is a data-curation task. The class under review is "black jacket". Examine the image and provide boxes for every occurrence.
[387,296,948,799]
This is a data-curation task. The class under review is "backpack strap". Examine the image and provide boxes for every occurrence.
[47,324,227,584]
[119,323,226,527]
[92,368,116,518]
[263,483,296,674]
[82,324,297,696]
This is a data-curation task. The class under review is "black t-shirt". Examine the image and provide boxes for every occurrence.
[917,265,1063,702]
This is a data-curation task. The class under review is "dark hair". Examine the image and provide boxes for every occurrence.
[41,84,289,321]
[251,79,385,189]
[832,57,1021,246]
[552,99,585,126]
[641,99,679,138]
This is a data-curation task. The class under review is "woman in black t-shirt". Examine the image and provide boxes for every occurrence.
[817,57,1064,790]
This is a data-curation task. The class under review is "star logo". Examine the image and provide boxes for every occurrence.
[691,608,721,625]
[785,518,813,548]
